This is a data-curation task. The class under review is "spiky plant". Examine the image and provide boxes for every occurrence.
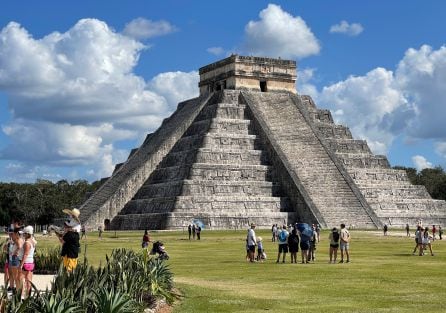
[93,288,143,313]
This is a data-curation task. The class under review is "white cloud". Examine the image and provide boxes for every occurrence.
[243,4,320,59]
[0,19,199,181]
[412,155,433,171]
[207,46,225,56]
[122,17,177,40]
[319,67,408,154]
[297,68,319,99]
[330,20,364,36]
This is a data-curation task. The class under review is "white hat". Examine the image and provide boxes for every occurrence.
[23,225,34,235]
[64,217,80,228]
[62,208,81,222]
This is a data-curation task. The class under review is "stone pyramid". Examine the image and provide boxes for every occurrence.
[79,55,446,230]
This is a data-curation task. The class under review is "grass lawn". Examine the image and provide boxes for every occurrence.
[34,228,446,312]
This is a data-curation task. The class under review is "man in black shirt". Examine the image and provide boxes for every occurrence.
[59,218,80,272]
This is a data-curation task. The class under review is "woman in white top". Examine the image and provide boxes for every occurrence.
[20,226,37,299]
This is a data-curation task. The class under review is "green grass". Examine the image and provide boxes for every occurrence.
[32,229,446,312]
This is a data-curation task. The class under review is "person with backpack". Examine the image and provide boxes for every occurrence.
[339,223,350,263]
[287,228,299,263]
[276,225,289,263]
[329,227,340,263]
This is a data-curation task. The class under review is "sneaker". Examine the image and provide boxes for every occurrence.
[339,260,344,263]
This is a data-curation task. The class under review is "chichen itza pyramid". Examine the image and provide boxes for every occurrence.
[79,55,446,230]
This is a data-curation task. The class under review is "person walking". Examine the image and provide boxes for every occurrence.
[10,228,24,294]
[246,223,257,262]
[141,230,151,248]
[421,227,434,256]
[383,224,388,236]
[287,228,299,263]
[308,224,317,262]
[439,226,443,240]
[98,225,103,239]
[432,225,436,241]
[405,224,410,237]
[271,224,277,242]
[329,227,340,264]
[81,225,87,239]
[196,225,202,240]
[339,224,350,263]
[276,225,289,263]
[20,226,37,300]
[188,224,192,240]
[192,224,196,240]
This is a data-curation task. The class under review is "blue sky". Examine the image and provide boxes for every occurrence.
[0,0,445,182]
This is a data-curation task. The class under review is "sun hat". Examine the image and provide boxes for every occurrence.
[23,225,34,235]
[257,236,263,242]
[62,208,81,222]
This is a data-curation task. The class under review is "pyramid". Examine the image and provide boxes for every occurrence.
[79,55,446,230]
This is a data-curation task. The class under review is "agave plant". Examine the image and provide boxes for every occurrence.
[93,288,143,313]
[30,294,82,313]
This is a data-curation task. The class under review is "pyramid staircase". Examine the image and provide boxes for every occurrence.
[301,95,446,226]
[109,90,296,229]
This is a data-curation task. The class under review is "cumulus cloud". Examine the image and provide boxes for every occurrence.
[122,17,177,40]
[329,20,363,36]
[243,4,320,59]
[0,19,198,181]
[207,46,225,56]
[412,155,434,171]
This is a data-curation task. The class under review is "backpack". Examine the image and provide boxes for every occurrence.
[332,231,340,242]
[278,230,287,242]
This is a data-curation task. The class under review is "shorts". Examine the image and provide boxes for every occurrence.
[10,255,20,267]
[278,244,288,253]
[340,242,349,250]
[300,241,310,251]
[248,245,256,252]
[22,263,35,272]
[330,244,339,249]
[62,256,78,272]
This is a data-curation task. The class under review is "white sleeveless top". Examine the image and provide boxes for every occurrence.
[23,240,35,263]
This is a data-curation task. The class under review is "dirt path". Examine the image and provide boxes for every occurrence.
[0,273,54,291]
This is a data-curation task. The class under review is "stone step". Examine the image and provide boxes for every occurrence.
[326,138,371,154]
[369,199,446,213]
[188,163,272,181]
[136,180,282,198]
[314,122,353,139]
[337,153,390,169]
[348,168,409,182]
[121,195,292,215]
[110,211,297,230]
[308,108,334,123]
[196,103,247,121]
[160,148,268,167]
[360,185,431,199]
[172,132,261,152]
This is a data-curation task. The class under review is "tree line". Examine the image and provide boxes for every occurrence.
[0,166,445,227]
[0,179,102,226]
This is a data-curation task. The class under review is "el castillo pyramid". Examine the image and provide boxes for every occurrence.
[79,55,446,230]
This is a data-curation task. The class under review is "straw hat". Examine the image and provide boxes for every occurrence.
[257,236,263,242]
[23,225,34,235]
[62,208,80,222]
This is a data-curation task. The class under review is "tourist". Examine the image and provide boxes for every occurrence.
[20,226,37,299]
[271,224,277,242]
[142,230,151,248]
[62,208,81,233]
[329,227,340,263]
[10,228,24,294]
[432,225,436,241]
[383,224,388,236]
[405,224,410,237]
[196,225,201,240]
[439,226,443,240]
[188,224,192,240]
[256,237,265,262]
[81,225,87,239]
[299,226,311,264]
[60,218,81,272]
[276,225,289,263]
[339,223,350,263]
[246,223,257,262]
[98,225,103,239]
[287,228,299,263]
[192,224,196,240]
[421,227,434,256]
[308,224,317,262]
[415,226,424,255]
[315,224,321,242]
[2,227,13,291]
[412,226,421,255]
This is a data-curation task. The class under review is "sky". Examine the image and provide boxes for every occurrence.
[0,0,445,183]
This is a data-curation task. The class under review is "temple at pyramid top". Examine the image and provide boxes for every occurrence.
[199,55,297,94]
